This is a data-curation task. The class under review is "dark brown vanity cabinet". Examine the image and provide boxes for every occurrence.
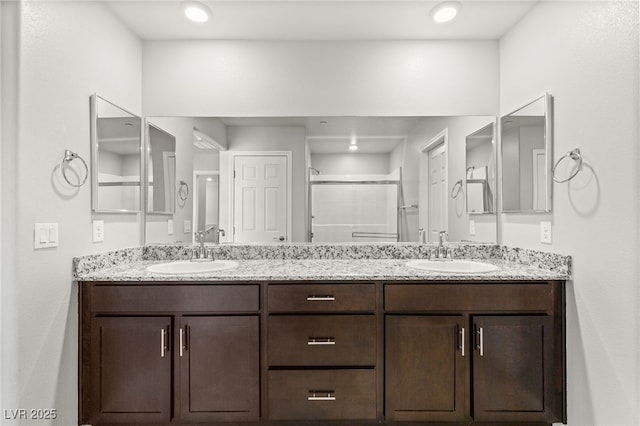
[80,283,260,425]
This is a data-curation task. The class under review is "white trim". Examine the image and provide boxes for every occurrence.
[226,151,293,243]
[419,129,448,242]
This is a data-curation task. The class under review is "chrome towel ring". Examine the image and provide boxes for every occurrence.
[450,179,463,199]
[178,180,189,202]
[60,149,88,187]
[553,148,582,183]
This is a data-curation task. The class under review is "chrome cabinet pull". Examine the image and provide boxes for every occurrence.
[306,295,335,301]
[308,390,336,401]
[477,326,484,356]
[180,328,184,357]
[161,328,167,358]
[307,337,335,346]
[460,327,465,357]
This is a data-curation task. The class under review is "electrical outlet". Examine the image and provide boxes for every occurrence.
[540,221,552,244]
[34,223,59,249]
[93,220,105,243]
[167,219,174,235]
[469,219,476,236]
[184,220,191,234]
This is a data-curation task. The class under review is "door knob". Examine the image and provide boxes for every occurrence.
[273,236,285,241]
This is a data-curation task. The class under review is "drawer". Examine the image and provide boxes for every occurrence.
[268,315,376,366]
[90,284,259,313]
[268,369,376,420]
[385,283,553,312]
[268,284,375,312]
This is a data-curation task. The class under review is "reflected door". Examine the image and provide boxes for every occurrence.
[233,155,288,243]
[428,143,447,242]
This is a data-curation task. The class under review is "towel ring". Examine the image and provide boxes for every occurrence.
[450,179,463,199]
[177,180,189,202]
[60,149,88,187]
[553,148,582,183]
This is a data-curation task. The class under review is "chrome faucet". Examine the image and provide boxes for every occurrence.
[428,230,454,260]
[192,225,225,262]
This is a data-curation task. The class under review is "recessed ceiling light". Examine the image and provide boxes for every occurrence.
[320,120,328,125]
[431,1,461,24]
[182,1,211,23]
[349,145,359,152]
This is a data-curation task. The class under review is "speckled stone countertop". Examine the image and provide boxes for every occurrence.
[73,243,571,282]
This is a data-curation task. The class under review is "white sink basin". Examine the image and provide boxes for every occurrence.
[146,260,239,274]
[406,259,498,274]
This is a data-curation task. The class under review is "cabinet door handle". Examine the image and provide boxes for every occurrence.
[459,327,465,357]
[160,328,167,358]
[308,390,336,401]
[306,295,335,301]
[477,326,484,356]
[307,337,335,346]
[179,328,184,357]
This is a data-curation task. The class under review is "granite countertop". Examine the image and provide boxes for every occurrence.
[75,258,569,282]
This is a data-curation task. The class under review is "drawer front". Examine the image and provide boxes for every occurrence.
[268,284,375,312]
[90,284,259,313]
[268,315,376,366]
[385,283,553,312]
[268,370,376,420]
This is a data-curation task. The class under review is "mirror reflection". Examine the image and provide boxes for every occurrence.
[91,94,141,213]
[501,94,553,213]
[146,123,177,215]
[144,116,497,245]
[465,123,495,214]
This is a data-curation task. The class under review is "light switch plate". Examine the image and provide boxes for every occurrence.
[184,220,191,234]
[34,223,59,249]
[167,219,174,235]
[93,220,105,243]
[540,221,552,244]
[469,219,476,236]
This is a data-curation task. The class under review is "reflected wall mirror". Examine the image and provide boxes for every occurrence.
[143,116,498,245]
[146,122,177,215]
[466,122,495,214]
[90,94,142,213]
[501,93,553,213]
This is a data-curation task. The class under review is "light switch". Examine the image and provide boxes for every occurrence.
[469,219,476,236]
[34,223,59,249]
[540,221,552,244]
[167,219,174,235]
[93,220,105,243]
[184,220,191,234]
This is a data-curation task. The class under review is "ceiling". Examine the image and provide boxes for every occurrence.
[105,1,537,41]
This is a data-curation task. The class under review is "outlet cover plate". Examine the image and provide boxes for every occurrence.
[540,221,552,244]
[93,220,105,243]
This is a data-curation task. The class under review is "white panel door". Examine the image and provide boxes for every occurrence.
[428,143,447,242]
[233,155,288,243]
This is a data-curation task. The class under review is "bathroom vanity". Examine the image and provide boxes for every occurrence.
[74,244,569,426]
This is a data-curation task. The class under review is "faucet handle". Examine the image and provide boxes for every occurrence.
[446,247,455,260]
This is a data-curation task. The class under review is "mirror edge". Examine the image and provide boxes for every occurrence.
[90,93,144,214]
[499,92,553,214]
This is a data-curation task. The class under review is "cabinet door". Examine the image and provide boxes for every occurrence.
[90,317,171,423]
[473,315,554,422]
[385,316,465,422]
[179,316,260,422]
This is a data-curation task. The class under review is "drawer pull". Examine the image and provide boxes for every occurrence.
[307,337,336,345]
[308,390,336,401]
[306,295,336,301]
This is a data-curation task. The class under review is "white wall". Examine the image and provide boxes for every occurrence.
[142,40,499,117]
[499,1,639,425]
[222,125,306,242]
[0,2,142,424]
[311,153,390,175]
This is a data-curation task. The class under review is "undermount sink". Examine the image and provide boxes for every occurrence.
[146,260,239,274]
[406,259,499,274]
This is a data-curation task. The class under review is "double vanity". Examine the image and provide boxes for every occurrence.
[74,243,569,426]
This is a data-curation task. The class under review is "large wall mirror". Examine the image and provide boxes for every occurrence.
[90,94,142,213]
[501,93,553,213]
[143,115,498,245]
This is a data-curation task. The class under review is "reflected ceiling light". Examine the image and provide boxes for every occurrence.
[182,1,211,23]
[431,1,461,23]
[349,144,359,151]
